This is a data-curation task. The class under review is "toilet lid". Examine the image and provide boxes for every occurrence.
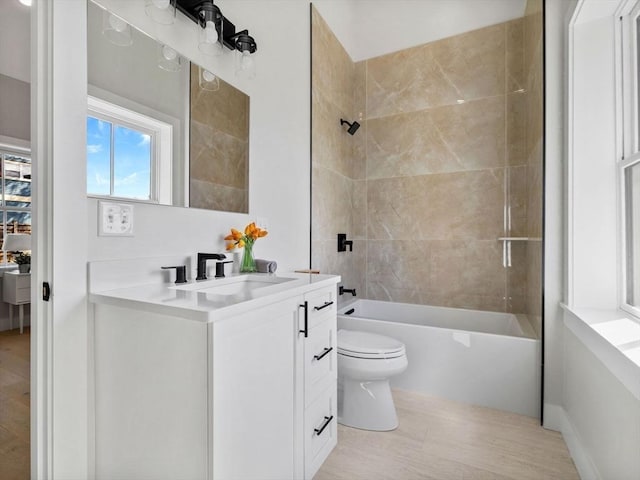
[337,329,406,357]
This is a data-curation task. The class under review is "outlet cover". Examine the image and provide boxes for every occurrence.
[98,201,134,236]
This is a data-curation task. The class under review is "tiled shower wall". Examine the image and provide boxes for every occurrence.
[311,8,367,298]
[312,2,542,326]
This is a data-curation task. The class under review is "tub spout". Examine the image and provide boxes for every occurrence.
[339,286,356,296]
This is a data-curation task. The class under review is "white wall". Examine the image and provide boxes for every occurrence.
[89,0,311,273]
[0,73,30,141]
[563,328,640,479]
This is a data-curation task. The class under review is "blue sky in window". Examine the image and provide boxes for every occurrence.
[87,116,151,199]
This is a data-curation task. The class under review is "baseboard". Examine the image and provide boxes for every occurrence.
[544,403,601,480]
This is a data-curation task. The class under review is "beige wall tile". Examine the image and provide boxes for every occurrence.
[352,180,367,240]
[191,121,248,189]
[189,179,247,213]
[312,88,353,178]
[190,63,249,140]
[507,19,525,93]
[431,23,506,102]
[429,96,506,171]
[312,7,354,114]
[508,165,528,237]
[507,92,527,167]
[366,44,459,119]
[429,239,506,300]
[367,170,505,241]
[312,165,354,241]
[366,109,463,179]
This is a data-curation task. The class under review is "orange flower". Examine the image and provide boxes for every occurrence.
[224,222,268,249]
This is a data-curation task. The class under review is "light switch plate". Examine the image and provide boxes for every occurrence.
[98,201,134,236]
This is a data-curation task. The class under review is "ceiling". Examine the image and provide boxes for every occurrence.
[313,0,528,62]
[0,0,528,82]
[0,0,30,82]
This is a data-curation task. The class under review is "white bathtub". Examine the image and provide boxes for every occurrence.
[337,299,540,418]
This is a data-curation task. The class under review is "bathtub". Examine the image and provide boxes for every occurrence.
[337,299,540,418]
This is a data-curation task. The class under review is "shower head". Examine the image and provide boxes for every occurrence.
[340,119,360,135]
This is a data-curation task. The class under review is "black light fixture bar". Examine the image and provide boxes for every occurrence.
[175,0,249,51]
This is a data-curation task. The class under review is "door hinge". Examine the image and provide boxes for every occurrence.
[42,282,51,301]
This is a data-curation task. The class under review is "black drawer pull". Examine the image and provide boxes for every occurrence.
[299,301,308,337]
[314,347,333,361]
[314,301,334,311]
[314,415,334,436]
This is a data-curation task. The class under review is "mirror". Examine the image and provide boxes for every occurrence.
[86,1,249,213]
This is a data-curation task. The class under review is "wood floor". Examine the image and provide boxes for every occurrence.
[0,327,29,480]
[315,389,579,480]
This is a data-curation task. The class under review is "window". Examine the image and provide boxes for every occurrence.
[621,2,640,316]
[0,148,31,265]
[87,96,172,204]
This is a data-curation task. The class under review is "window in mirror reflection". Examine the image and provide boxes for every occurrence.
[87,96,173,204]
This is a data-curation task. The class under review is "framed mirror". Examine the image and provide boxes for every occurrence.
[86,0,249,213]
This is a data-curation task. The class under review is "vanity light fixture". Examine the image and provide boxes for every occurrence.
[102,10,133,47]
[18,0,32,7]
[175,0,258,73]
[195,1,224,56]
[232,30,257,79]
[158,44,182,72]
[199,66,220,91]
[145,0,176,25]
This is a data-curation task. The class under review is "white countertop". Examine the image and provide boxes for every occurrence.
[89,272,340,323]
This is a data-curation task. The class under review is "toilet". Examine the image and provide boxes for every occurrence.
[337,329,408,431]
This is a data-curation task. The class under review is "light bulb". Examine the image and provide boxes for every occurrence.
[204,21,218,44]
[109,14,127,33]
[202,70,216,83]
[19,0,32,6]
[162,45,177,61]
[240,51,254,70]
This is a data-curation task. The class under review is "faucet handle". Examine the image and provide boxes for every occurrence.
[161,265,187,284]
[215,261,234,278]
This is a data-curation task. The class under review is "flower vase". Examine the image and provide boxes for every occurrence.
[240,242,257,273]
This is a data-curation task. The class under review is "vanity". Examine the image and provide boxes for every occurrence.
[89,258,339,480]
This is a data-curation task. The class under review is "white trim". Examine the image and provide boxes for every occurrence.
[562,304,640,400]
[545,404,603,480]
[31,0,52,476]
[0,136,31,153]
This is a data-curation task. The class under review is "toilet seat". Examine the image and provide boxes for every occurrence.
[337,329,406,359]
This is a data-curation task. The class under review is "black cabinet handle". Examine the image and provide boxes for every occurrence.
[314,415,334,436]
[314,301,334,311]
[299,301,308,338]
[313,347,333,361]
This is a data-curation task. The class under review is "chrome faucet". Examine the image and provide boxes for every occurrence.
[196,253,226,281]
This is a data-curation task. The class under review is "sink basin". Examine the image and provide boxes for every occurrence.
[171,274,297,296]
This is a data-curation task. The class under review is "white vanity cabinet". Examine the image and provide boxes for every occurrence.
[301,286,338,479]
[210,296,303,480]
[92,275,338,480]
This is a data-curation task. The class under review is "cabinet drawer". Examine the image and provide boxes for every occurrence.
[15,287,30,303]
[305,317,336,404]
[304,286,336,327]
[304,385,337,480]
[15,275,30,289]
